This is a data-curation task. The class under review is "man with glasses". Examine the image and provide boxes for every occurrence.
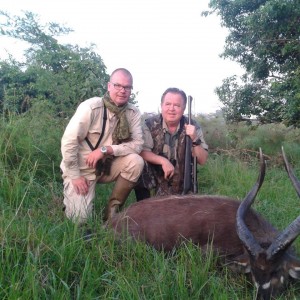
[60,68,144,225]
[134,87,208,200]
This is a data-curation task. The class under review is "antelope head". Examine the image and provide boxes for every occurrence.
[236,148,300,299]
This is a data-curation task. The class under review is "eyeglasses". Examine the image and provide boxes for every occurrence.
[110,82,133,92]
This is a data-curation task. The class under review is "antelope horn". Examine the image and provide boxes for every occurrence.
[267,216,300,260]
[266,147,300,259]
[236,148,266,257]
[282,146,300,198]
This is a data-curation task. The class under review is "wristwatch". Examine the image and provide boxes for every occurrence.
[192,138,201,147]
[100,146,107,155]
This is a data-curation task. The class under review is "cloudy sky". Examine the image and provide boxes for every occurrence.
[0,0,243,114]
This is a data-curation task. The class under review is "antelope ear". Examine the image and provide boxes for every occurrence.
[286,255,300,279]
[227,253,251,274]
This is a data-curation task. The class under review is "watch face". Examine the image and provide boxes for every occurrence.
[101,146,107,154]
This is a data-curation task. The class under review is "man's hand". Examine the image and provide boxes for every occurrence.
[185,124,197,141]
[86,148,104,168]
[161,158,175,180]
[72,176,89,195]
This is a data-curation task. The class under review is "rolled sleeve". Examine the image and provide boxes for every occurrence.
[141,124,154,151]
[196,127,208,151]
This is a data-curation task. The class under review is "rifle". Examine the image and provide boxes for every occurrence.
[182,96,198,194]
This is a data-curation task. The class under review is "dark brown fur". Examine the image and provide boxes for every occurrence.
[108,148,300,299]
[108,194,300,300]
[109,194,278,254]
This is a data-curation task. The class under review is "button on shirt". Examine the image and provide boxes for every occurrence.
[60,97,144,180]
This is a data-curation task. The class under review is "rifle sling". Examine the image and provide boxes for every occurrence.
[85,105,107,151]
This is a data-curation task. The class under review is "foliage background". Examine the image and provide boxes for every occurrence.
[1,5,300,299]
[1,108,300,299]
[205,0,300,127]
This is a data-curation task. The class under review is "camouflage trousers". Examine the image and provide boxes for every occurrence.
[136,162,183,196]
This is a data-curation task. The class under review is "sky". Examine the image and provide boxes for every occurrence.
[0,0,243,114]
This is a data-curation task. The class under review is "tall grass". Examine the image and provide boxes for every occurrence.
[1,109,300,299]
[198,113,300,163]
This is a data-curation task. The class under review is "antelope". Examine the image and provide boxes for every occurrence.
[108,148,300,299]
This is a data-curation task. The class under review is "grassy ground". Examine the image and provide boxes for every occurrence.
[1,111,300,299]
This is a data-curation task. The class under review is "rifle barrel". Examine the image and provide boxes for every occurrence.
[182,95,193,195]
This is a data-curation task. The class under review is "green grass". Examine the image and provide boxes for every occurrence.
[1,112,300,299]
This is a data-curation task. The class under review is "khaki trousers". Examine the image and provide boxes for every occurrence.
[63,153,144,223]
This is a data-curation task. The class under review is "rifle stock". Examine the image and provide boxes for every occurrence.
[182,95,198,194]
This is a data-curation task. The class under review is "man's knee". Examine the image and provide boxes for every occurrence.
[133,154,144,171]
[123,154,144,181]
[63,180,95,224]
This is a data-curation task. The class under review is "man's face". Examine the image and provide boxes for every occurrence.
[161,92,186,125]
[107,72,133,106]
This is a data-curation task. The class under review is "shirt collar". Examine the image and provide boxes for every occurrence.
[162,119,180,134]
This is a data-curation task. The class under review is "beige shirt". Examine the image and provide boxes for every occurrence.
[60,97,144,180]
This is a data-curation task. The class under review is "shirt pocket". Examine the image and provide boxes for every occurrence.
[86,124,101,148]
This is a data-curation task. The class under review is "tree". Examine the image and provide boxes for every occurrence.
[0,11,137,117]
[204,0,300,127]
